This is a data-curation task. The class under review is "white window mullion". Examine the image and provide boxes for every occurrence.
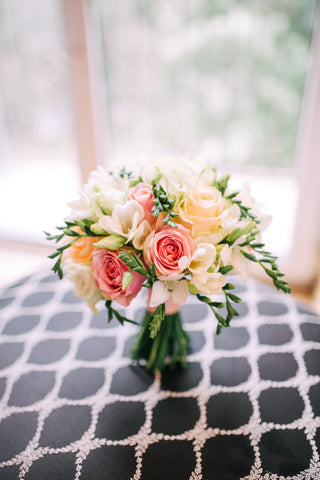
[287,4,320,288]
[62,0,107,183]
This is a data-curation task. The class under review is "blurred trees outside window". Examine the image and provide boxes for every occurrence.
[97,0,316,168]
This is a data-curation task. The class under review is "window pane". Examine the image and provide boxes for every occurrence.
[97,0,316,168]
[0,0,80,241]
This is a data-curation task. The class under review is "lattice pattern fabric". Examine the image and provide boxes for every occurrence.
[0,270,319,479]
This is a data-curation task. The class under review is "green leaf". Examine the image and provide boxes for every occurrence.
[149,304,165,339]
[48,251,60,259]
[148,263,156,282]
[118,251,149,277]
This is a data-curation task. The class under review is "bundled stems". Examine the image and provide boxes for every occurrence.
[131,310,190,372]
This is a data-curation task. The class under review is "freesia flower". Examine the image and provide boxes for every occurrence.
[65,191,92,222]
[92,188,125,217]
[189,243,216,274]
[132,220,152,250]
[149,279,189,308]
[144,225,194,280]
[219,243,251,281]
[92,248,145,306]
[190,272,226,295]
[98,200,145,244]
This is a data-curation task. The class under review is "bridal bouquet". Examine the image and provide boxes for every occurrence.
[45,158,290,371]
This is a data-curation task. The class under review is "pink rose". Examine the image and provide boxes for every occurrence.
[92,248,145,307]
[127,183,155,225]
[144,225,194,279]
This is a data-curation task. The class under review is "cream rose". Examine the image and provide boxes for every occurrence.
[179,185,230,236]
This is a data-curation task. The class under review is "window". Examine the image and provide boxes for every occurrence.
[0,0,80,242]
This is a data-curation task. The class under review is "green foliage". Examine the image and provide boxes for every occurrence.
[149,303,165,338]
[196,282,242,334]
[213,169,291,295]
[151,179,178,227]
[105,300,138,326]
[118,251,149,277]
[240,244,291,294]
[129,176,143,188]
[44,220,105,279]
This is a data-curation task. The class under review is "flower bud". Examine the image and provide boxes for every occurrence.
[93,235,126,250]
[121,271,134,289]
[90,223,107,235]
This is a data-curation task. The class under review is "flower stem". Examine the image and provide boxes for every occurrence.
[131,310,190,372]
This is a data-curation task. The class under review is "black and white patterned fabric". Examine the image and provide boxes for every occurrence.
[0,270,319,480]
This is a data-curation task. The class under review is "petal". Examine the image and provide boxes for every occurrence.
[178,255,190,271]
[220,244,231,266]
[171,280,189,305]
[115,200,144,235]
[149,281,170,308]
[132,220,152,250]
[99,214,122,236]
[191,272,226,295]
[189,243,216,274]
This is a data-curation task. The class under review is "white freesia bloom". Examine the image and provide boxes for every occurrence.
[99,200,145,243]
[219,244,231,266]
[228,247,251,281]
[65,263,102,313]
[191,272,226,295]
[149,280,189,308]
[132,220,152,250]
[87,165,130,194]
[143,157,203,199]
[94,188,124,216]
[65,191,92,221]
[218,243,250,281]
[189,243,216,274]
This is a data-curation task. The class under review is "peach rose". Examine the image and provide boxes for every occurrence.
[144,225,194,279]
[180,185,229,235]
[65,227,100,264]
[127,182,155,225]
[92,248,145,307]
